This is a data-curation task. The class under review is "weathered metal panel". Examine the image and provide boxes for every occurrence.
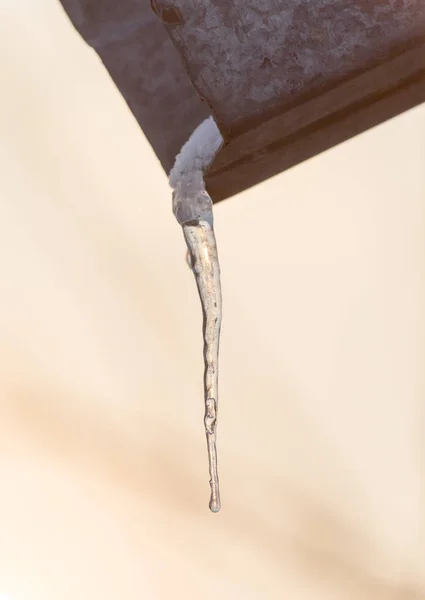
[152,0,425,136]
[58,1,424,202]
[59,0,210,173]
[205,42,425,200]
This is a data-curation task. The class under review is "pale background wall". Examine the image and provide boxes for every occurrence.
[0,1,424,599]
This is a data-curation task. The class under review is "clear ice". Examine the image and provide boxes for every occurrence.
[169,117,223,512]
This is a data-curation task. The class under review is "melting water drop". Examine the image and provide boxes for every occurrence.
[169,117,223,512]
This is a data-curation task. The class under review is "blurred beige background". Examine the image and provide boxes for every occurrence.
[0,1,424,599]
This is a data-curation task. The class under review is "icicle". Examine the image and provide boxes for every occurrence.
[169,117,223,512]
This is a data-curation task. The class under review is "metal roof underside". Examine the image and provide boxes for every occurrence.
[60,0,425,202]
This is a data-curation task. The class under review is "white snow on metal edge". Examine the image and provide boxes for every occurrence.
[169,116,223,189]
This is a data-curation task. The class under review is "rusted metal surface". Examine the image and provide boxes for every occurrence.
[59,0,425,202]
[58,0,210,173]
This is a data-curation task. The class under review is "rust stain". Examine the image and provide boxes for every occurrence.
[151,1,183,26]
